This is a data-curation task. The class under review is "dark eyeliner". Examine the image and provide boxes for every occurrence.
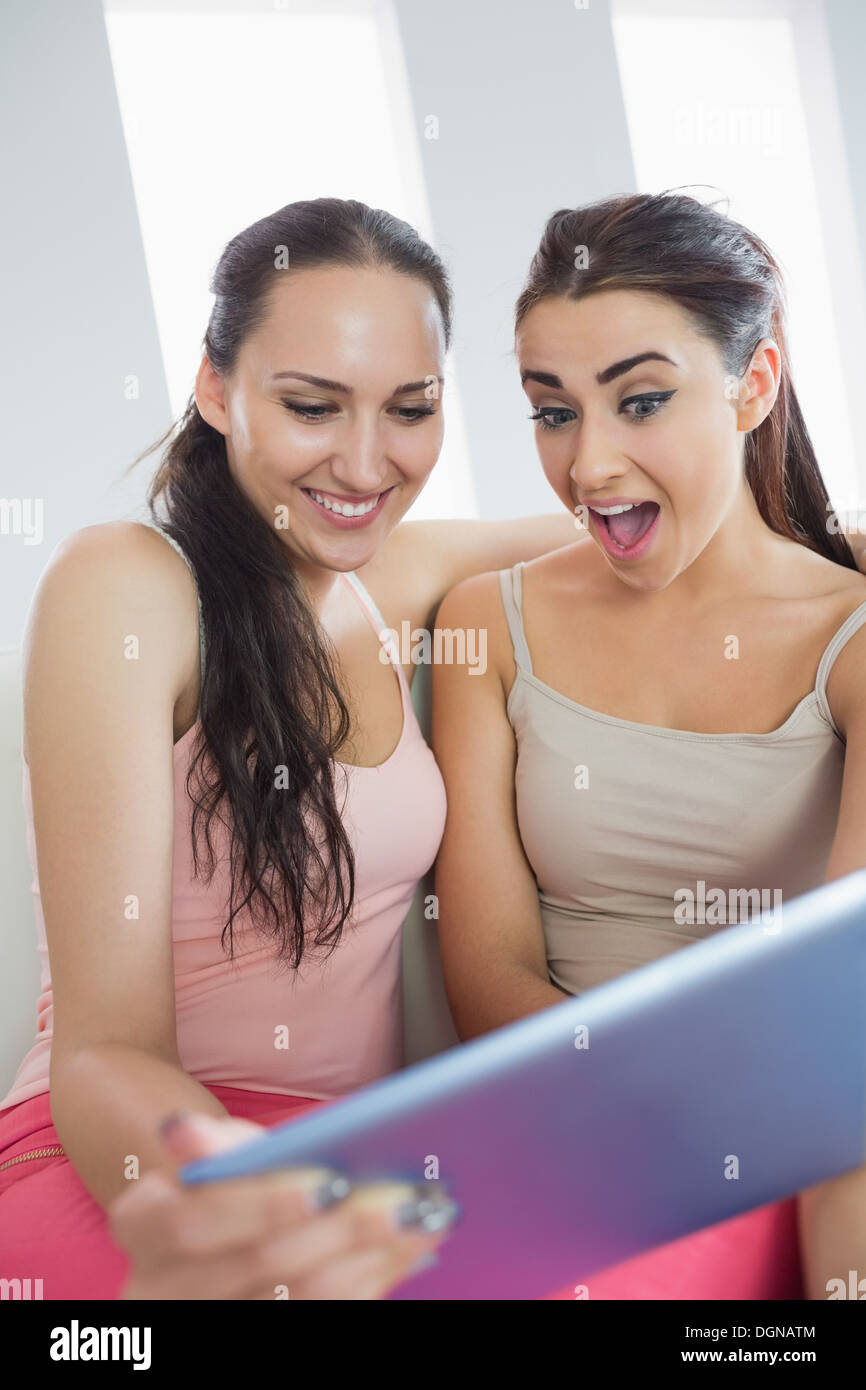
[280,399,437,423]
[280,399,335,419]
[619,389,676,422]
[529,388,677,432]
[527,406,575,431]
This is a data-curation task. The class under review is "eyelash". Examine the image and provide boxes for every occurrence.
[280,400,437,424]
[528,390,677,431]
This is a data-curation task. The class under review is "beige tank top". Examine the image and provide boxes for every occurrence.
[499,561,866,996]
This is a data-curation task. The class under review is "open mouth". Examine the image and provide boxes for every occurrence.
[588,500,660,555]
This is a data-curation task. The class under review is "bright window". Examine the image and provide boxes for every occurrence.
[103,0,476,519]
[612,1,860,512]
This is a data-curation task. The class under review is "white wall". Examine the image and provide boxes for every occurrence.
[824,1,866,249]
[0,0,170,649]
[3,0,865,632]
[392,0,635,520]
[0,0,637,648]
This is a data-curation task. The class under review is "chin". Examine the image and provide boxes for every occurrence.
[606,559,676,594]
[312,531,384,570]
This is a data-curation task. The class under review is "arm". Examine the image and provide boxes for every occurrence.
[368,512,866,637]
[431,573,569,1040]
[25,523,228,1210]
[366,513,580,631]
[796,620,866,1298]
[401,514,578,603]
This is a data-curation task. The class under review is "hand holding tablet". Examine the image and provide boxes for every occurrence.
[179,872,866,1300]
[112,1110,460,1300]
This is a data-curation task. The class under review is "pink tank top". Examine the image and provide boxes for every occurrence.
[1,551,447,1110]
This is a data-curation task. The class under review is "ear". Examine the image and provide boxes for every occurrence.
[734,337,782,433]
[194,355,230,436]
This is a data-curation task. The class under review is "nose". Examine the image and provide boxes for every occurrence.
[568,413,629,497]
[328,412,390,495]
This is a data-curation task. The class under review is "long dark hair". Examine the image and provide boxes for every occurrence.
[133,198,452,970]
[515,189,855,568]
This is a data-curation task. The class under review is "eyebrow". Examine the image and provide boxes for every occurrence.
[269,370,444,395]
[520,351,678,390]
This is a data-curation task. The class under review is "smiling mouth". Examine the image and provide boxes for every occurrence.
[588,500,660,550]
[301,487,390,518]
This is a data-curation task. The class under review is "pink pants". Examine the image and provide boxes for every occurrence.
[0,1086,803,1300]
[0,1084,323,1300]
[544,1198,803,1299]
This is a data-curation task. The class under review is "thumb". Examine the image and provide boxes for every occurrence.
[156,1110,265,1167]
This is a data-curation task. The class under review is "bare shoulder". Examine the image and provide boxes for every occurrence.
[782,544,866,739]
[431,568,514,692]
[30,520,199,642]
[23,521,200,759]
[798,545,866,652]
[819,595,866,739]
[521,534,603,598]
[435,539,599,657]
[434,565,511,632]
[782,537,866,602]
[45,519,193,593]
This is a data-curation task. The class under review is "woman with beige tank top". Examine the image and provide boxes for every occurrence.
[433,192,866,1301]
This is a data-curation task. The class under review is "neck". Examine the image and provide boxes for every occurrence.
[289,552,346,615]
[666,479,796,608]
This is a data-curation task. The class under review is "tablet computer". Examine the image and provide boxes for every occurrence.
[179,870,866,1300]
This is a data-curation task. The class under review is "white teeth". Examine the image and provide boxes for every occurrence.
[309,490,380,517]
[592,502,637,515]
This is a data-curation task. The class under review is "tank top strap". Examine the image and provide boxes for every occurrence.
[497,562,534,673]
[342,569,411,708]
[144,522,207,679]
[343,568,390,635]
[815,598,866,735]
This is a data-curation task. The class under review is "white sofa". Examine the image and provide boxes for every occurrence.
[0,647,457,1099]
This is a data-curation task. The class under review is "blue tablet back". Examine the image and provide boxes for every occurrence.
[180,871,866,1300]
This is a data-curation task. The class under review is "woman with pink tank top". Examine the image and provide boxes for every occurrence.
[433,192,866,1301]
[0,198,575,1301]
